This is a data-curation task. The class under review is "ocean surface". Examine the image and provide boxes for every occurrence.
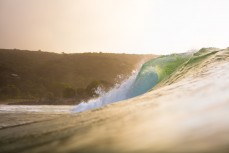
[1,48,229,153]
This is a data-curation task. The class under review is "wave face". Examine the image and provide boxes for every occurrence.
[74,47,224,113]
[127,53,192,97]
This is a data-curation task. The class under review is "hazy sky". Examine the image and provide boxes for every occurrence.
[0,0,229,54]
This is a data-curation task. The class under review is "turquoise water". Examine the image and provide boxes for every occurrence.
[127,53,191,98]
[127,65,158,98]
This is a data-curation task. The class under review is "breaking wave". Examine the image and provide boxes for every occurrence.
[73,47,223,113]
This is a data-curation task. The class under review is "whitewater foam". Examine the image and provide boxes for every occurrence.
[72,71,138,113]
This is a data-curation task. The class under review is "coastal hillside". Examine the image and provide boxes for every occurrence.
[0,49,154,104]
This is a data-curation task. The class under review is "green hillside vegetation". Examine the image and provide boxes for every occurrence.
[0,49,154,104]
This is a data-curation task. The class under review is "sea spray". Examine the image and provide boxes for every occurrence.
[72,70,138,113]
